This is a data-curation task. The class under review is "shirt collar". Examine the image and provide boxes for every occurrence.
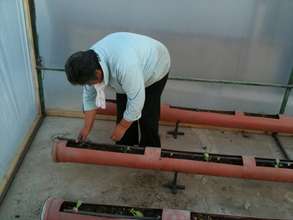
[97,54,109,86]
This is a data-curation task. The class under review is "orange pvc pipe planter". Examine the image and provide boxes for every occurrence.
[96,102,293,134]
[41,197,190,220]
[53,140,293,183]
[41,197,281,220]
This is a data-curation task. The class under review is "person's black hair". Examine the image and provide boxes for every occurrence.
[65,49,101,85]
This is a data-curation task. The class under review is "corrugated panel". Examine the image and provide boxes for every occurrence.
[44,71,285,115]
[36,0,293,114]
[0,0,38,180]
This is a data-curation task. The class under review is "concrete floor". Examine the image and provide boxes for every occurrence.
[1,116,293,220]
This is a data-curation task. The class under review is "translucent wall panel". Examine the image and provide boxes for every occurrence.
[36,0,293,83]
[0,1,38,181]
[164,80,284,114]
[44,71,284,115]
[43,71,115,111]
[36,0,293,114]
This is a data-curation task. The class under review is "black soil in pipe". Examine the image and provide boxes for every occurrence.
[161,150,243,166]
[256,157,293,169]
[58,138,293,168]
[60,201,280,220]
[191,212,279,220]
[169,105,235,115]
[61,201,161,220]
[243,112,279,119]
[65,139,145,155]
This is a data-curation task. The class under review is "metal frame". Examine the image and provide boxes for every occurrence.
[28,0,45,115]
[280,68,293,114]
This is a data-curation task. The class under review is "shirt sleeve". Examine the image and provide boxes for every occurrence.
[82,85,97,111]
[119,65,145,122]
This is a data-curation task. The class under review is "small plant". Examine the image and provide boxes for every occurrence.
[203,152,210,161]
[130,208,144,217]
[123,146,130,153]
[274,158,280,168]
[73,200,83,212]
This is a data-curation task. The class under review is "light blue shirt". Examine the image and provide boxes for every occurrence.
[83,32,171,121]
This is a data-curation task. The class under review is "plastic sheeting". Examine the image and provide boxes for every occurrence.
[43,71,115,110]
[0,1,38,181]
[36,0,293,114]
[44,70,285,114]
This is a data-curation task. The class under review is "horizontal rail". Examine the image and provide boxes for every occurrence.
[36,66,293,89]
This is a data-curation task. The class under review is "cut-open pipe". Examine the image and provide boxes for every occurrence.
[161,105,293,134]
[41,197,283,220]
[97,102,293,134]
[53,139,293,183]
[96,102,293,134]
[41,197,185,220]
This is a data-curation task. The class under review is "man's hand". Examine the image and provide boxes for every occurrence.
[111,119,132,142]
[77,127,90,143]
[77,109,97,143]
[111,124,127,142]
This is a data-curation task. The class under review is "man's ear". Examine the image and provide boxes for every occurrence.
[95,69,103,83]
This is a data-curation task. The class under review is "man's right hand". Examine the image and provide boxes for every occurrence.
[77,109,97,143]
[76,127,90,143]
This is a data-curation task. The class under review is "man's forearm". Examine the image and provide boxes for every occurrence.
[84,109,97,131]
[111,118,133,142]
[119,118,132,129]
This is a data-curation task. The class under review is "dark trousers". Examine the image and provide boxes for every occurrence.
[116,74,168,148]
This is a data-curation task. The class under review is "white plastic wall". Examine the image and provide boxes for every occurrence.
[0,1,38,182]
[36,0,293,114]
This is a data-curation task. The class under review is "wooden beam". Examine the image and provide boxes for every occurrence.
[22,0,42,116]
[46,109,116,121]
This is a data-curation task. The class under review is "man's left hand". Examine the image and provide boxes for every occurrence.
[111,124,127,141]
[111,119,132,142]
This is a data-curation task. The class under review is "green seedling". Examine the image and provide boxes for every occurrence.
[274,158,280,168]
[73,200,83,212]
[130,208,144,217]
[203,152,210,161]
[123,146,130,153]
